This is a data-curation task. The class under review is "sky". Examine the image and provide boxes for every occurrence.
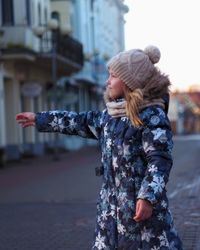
[124,0,200,92]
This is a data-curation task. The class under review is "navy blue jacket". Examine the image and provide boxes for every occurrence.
[36,103,182,249]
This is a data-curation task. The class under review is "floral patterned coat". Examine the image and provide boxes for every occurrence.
[35,104,183,250]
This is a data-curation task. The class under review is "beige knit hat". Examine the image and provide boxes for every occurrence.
[107,45,161,90]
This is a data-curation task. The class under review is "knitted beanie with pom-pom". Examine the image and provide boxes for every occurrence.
[107,45,161,90]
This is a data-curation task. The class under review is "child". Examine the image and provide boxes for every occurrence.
[16,45,183,249]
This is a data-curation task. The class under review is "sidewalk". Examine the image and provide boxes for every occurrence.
[168,138,200,250]
[0,141,200,249]
[0,146,102,250]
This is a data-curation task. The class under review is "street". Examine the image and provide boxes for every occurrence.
[0,136,200,250]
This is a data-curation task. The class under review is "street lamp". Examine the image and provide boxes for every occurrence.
[48,19,59,111]
[33,19,71,160]
[33,19,59,103]
[33,19,71,105]
[32,26,46,53]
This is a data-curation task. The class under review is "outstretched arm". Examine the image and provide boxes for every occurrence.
[16,110,104,140]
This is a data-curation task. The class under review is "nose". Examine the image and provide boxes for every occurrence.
[106,78,110,86]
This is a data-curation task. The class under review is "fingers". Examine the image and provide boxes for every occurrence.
[17,121,35,127]
[16,112,36,128]
[21,122,35,128]
[134,209,152,222]
[17,118,28,124]
[133,200,142,222]
[134,199,140,218]
[16,112,36,122]
[16,114,26,120]
[16,115,35,128]
[133,200,153,222]
[16,113,30,120]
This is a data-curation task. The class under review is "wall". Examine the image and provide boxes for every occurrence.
[0,66,6,148]
[51,0,72,32]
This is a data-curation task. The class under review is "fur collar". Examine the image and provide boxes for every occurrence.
[106,98,165,118]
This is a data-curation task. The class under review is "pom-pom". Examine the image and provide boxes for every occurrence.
[144,45,161,64]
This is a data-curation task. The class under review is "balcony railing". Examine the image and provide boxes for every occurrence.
[41,30,84,67]
[0,26,84,72]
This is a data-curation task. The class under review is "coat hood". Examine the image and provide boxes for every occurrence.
[162,93,170,114]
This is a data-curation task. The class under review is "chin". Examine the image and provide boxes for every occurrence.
[104,89,113,103]
[104,88,123,102]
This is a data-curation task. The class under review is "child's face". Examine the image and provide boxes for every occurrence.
[106,70,124,100]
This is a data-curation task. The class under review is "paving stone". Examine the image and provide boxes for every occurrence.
[0,139,200,249]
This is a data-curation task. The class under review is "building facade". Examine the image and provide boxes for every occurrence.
[72,0,128,85]
[0,0,128,163]
[169,91,200,135]
[45,0,129,150]
[0,0,83,162]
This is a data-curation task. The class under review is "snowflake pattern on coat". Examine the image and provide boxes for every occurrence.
[35,106,183,250]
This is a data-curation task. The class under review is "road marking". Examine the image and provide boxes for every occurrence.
[169,176,200,199]
[174,135,200,141]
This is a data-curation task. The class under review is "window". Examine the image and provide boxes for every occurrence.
[44,8,48,25]
[1,0,14,25]
[38,2,42,25]
[90,0,95,11]
[26,0,31,25]
[51,11,60,23]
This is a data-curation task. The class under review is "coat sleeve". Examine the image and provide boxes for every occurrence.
[35,110,105,140]
[137,107,173,205]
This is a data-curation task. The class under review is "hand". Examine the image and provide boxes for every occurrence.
[133,199,153,222]
[16,112,36,128]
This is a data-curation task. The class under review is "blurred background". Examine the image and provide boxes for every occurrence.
[0,0,129,163]
[0,1,200,249]
[0,0,199,164]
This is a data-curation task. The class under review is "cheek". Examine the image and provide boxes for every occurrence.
[116,82,124,94]
[112,82,124,96]
[119,83,124,94]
